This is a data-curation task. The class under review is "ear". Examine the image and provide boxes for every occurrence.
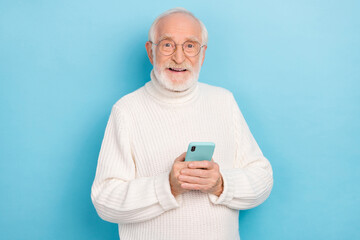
[145,41,154,65]
[200,45,207,66]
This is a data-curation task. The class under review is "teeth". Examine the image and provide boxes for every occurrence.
[170,68,186,72]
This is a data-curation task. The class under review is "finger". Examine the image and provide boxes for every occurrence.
[178,180,186,185]
[188,160,213,170]
[181,168,209,178]
[175,152,187,162]
[178,175,208,185]
[181,183,212,191]
[181,183,203,190]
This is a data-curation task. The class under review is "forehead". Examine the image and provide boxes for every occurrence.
[155,13,202,42]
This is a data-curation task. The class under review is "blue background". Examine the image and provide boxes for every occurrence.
[1,0,359,239]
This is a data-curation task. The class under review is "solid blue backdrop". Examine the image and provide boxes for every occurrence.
[1,0,359,239]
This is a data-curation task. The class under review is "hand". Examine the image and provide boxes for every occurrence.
[178,159,224,197]
[169,152,190,197]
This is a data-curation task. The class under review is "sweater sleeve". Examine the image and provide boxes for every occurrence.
[208,94,273,210]
[91,105,180,224]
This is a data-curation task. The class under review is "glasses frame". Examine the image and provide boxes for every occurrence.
[149,39,206,57]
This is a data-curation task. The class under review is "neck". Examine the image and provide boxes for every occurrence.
[144,70,199,104]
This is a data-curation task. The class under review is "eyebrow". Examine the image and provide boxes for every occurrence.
[158,34,200,43]
[158,34,173,41]
[185,36,200,42]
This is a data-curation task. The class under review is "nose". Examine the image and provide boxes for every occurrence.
[171,45,186,64]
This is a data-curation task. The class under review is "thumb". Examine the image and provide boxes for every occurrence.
[175,152,187,162]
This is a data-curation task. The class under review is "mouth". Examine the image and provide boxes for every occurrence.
[168,68,187,72]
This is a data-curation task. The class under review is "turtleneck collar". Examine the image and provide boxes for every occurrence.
[144,70,199,104]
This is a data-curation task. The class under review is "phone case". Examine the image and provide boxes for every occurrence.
[185,142,215,161]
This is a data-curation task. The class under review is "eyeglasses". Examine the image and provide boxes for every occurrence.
[149,39,206,57]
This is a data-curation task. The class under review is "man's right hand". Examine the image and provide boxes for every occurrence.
[169,152,189,197]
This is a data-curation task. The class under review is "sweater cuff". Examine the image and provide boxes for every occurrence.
[154,172,180,211]
[208,170,234,205]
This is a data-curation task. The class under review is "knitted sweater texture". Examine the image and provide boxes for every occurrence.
[91,71,273,240]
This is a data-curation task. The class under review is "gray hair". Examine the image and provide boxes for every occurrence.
[148,7,208,45]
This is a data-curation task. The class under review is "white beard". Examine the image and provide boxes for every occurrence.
[153,50,203,92]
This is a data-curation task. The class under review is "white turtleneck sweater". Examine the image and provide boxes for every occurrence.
[91,71,273,240]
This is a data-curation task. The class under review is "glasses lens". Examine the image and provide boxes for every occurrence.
[158,39,175,55]
[183,41,200,56]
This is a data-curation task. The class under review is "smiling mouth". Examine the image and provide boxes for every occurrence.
[168,68,187,72]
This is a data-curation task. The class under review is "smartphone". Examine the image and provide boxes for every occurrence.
[185,142,215,161]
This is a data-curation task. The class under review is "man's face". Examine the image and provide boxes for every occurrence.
[146,13,207,91]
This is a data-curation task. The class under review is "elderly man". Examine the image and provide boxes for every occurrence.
[91,7,273,240]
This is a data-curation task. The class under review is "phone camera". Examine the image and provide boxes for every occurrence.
[191,146,196,152]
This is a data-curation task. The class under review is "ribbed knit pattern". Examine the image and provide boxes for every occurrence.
[91,71,273,240]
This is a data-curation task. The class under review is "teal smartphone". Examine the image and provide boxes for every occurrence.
[185,142,215,161]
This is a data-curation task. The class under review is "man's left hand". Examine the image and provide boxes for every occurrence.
[178,159,223,197]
